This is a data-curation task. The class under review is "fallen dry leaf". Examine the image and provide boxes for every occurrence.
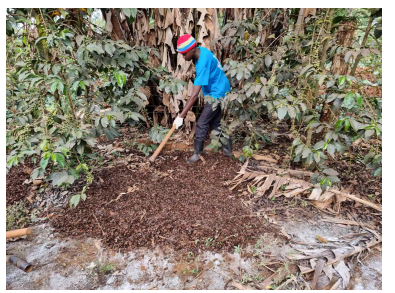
[309,187,322,200]
[23,167,33,175]
[198,154,206,165]
[33,179,43,186]
[334,260,350,289]
[252,154,278,163]
[316,235,328,243]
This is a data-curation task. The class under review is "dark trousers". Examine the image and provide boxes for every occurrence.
[195,102,221,140]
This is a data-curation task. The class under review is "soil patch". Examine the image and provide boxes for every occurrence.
[51,151,278,252]
[6,161,35,206]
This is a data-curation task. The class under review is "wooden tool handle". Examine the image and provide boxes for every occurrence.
[6,228,32,239]
[149,124,177,162]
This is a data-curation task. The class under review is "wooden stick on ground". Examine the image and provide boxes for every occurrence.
[328,188,382,212]
[6,228,32,239]
[92,213,106,236]
[321,216,377,230]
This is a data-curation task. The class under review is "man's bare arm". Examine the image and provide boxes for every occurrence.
[179,85,201,118]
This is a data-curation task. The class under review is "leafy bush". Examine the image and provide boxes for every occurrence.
[6,9,182,206]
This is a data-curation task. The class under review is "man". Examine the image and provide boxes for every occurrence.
[173,34,232,163]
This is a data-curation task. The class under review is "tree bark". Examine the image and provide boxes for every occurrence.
[319,18,357,125]
[350,15,374,76]
[330,20,357,75]
[295,8,305,35]
[111,8,128,41]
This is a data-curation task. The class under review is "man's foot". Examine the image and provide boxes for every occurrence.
[187,153,201,163]
[222,137,233,157]
[187,138,205,163]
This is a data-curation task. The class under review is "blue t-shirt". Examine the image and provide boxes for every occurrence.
[193,47,231,99]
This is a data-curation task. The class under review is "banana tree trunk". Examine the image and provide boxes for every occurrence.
[101,8,130,42]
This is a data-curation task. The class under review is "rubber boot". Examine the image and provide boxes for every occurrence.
[222,137,233,157]
[187,139,205,163]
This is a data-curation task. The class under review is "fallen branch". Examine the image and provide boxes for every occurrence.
[219,233,238,242]
[321,216,377,230]
[103,185,139,206]
[104,192,126,206]
[261,264,276,273]
[92,213,106,236]
[258,165,313,179]
[328,188,382,212]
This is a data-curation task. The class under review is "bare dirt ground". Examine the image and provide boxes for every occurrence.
[6,217,382,290]
[6,128,382,289]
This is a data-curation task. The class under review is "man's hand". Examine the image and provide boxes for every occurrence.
[173,115,184,129]
[178,85,201,119]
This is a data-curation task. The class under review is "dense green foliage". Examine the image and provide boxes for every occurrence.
[6,8,181,206]
[209,8,382,186]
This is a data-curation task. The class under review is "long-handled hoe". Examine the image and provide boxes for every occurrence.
[148,124,176,162]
